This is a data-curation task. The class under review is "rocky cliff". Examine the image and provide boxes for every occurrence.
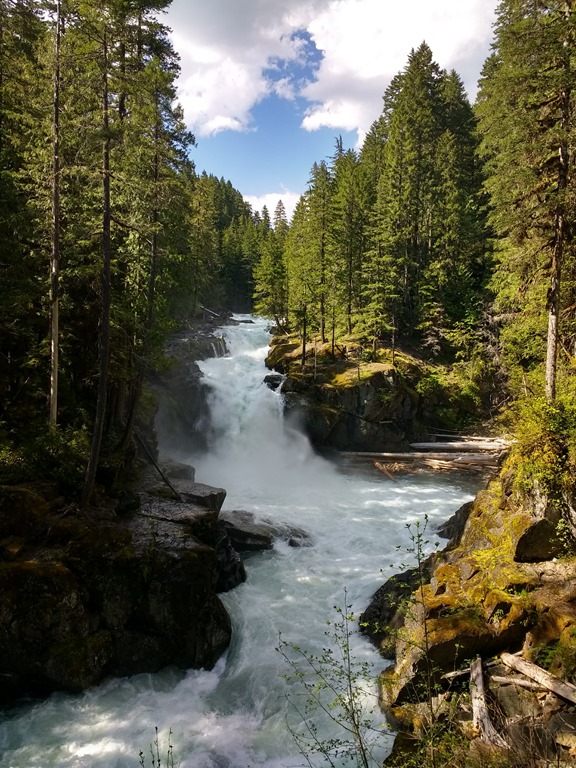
[151,319,228,456]
[265,338,423,450]
[264,335,484,451]
[0,472,235,703]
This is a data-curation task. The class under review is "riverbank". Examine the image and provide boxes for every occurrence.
[0,472,234,702]
[265,330,576,765]
[361,451,576,766]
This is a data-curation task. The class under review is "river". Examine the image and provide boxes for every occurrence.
[0,316,478,768]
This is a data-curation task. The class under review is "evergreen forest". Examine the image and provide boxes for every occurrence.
[2,0,576,501]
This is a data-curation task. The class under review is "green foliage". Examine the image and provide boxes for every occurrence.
[476,0,576,399]
[0,427,89,491]
[415,367,484,430]
[277,590,387,768]
[0,0,258,493]
[533,630,576,685]
[510,395,576,501]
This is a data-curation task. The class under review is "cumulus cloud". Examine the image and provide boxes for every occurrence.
[167,0,328,136]
[301,0,497,142]
[167,0,496,141]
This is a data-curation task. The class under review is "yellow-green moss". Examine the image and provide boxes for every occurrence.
[330,363,394,388]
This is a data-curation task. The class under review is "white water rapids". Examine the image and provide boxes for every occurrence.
[0,315,478,768]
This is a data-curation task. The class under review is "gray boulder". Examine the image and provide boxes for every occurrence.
[220,509,312,551]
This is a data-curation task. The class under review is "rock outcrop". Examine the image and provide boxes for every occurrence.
[220,509,312,551]
[280,368,417,450]
[0,479,235,703]
[265,337,422,450]
[362,460,576,764]
[151,320,228,455]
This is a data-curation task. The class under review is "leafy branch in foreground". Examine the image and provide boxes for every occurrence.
[277,589,388,767]
[138,727,175,768]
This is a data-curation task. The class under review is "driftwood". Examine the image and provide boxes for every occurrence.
[428,433,510,442]
[501,652,576,705]
[490,675,546,691]
[343,451,500,474]
[470,657,509,748]
[343,451,500,463]
[441,655,518,681]
[373,461,396,481]
[343,433,509,474]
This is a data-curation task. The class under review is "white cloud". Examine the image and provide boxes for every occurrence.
[244,192,301,223]
[301,0,497,143]
[168,0,496,139]
[167,0,328,137]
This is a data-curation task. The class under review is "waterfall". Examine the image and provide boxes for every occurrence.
[0,315,478,768]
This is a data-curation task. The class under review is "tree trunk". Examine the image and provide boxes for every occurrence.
[49,0,62,426]
[545,2,571,401]
[470,657,508,749]
[121,109,160,450]
[501,652,576,705]
[82,28,111,506]
[320,229,326,343]
[301,305,307,368]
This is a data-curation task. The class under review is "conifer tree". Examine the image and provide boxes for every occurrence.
[305,161,334,342]
[253,200,288,327]
[477,0,575,399]
[0,0,46,428]
[330,143,370,337]
[369,43,443,337]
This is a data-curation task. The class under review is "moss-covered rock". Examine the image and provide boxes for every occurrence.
[369,463,576,762]
[0,486,49,538]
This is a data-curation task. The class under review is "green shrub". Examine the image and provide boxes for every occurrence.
[510,395,576,501]
[0,427,89,492]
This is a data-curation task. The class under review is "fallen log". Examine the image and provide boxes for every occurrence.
[470,657,509,749]
[409,441,508,453]
[342,451,501,463]
[428,433,510,443]
[490,675,546,691]
[501,652,576,705]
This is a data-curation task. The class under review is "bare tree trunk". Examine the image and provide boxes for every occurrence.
[546,240,562,401]
[320,229,326,343]
[501,652,576,705]
[545,2,571,401]
[49,0,62,426]
[301,305,307,368]
[82,28,111,506]
[470,657,508,748]
[331,305,335,357]
[121,107,160,450]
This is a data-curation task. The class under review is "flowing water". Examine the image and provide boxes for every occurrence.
[0,316,479,768]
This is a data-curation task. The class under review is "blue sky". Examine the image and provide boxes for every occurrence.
[166,0,498,220]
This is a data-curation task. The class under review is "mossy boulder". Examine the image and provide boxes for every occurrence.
[373,471,576,716]
[0,486,49,538]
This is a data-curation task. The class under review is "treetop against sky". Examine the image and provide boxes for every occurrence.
[166,0,498,218]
